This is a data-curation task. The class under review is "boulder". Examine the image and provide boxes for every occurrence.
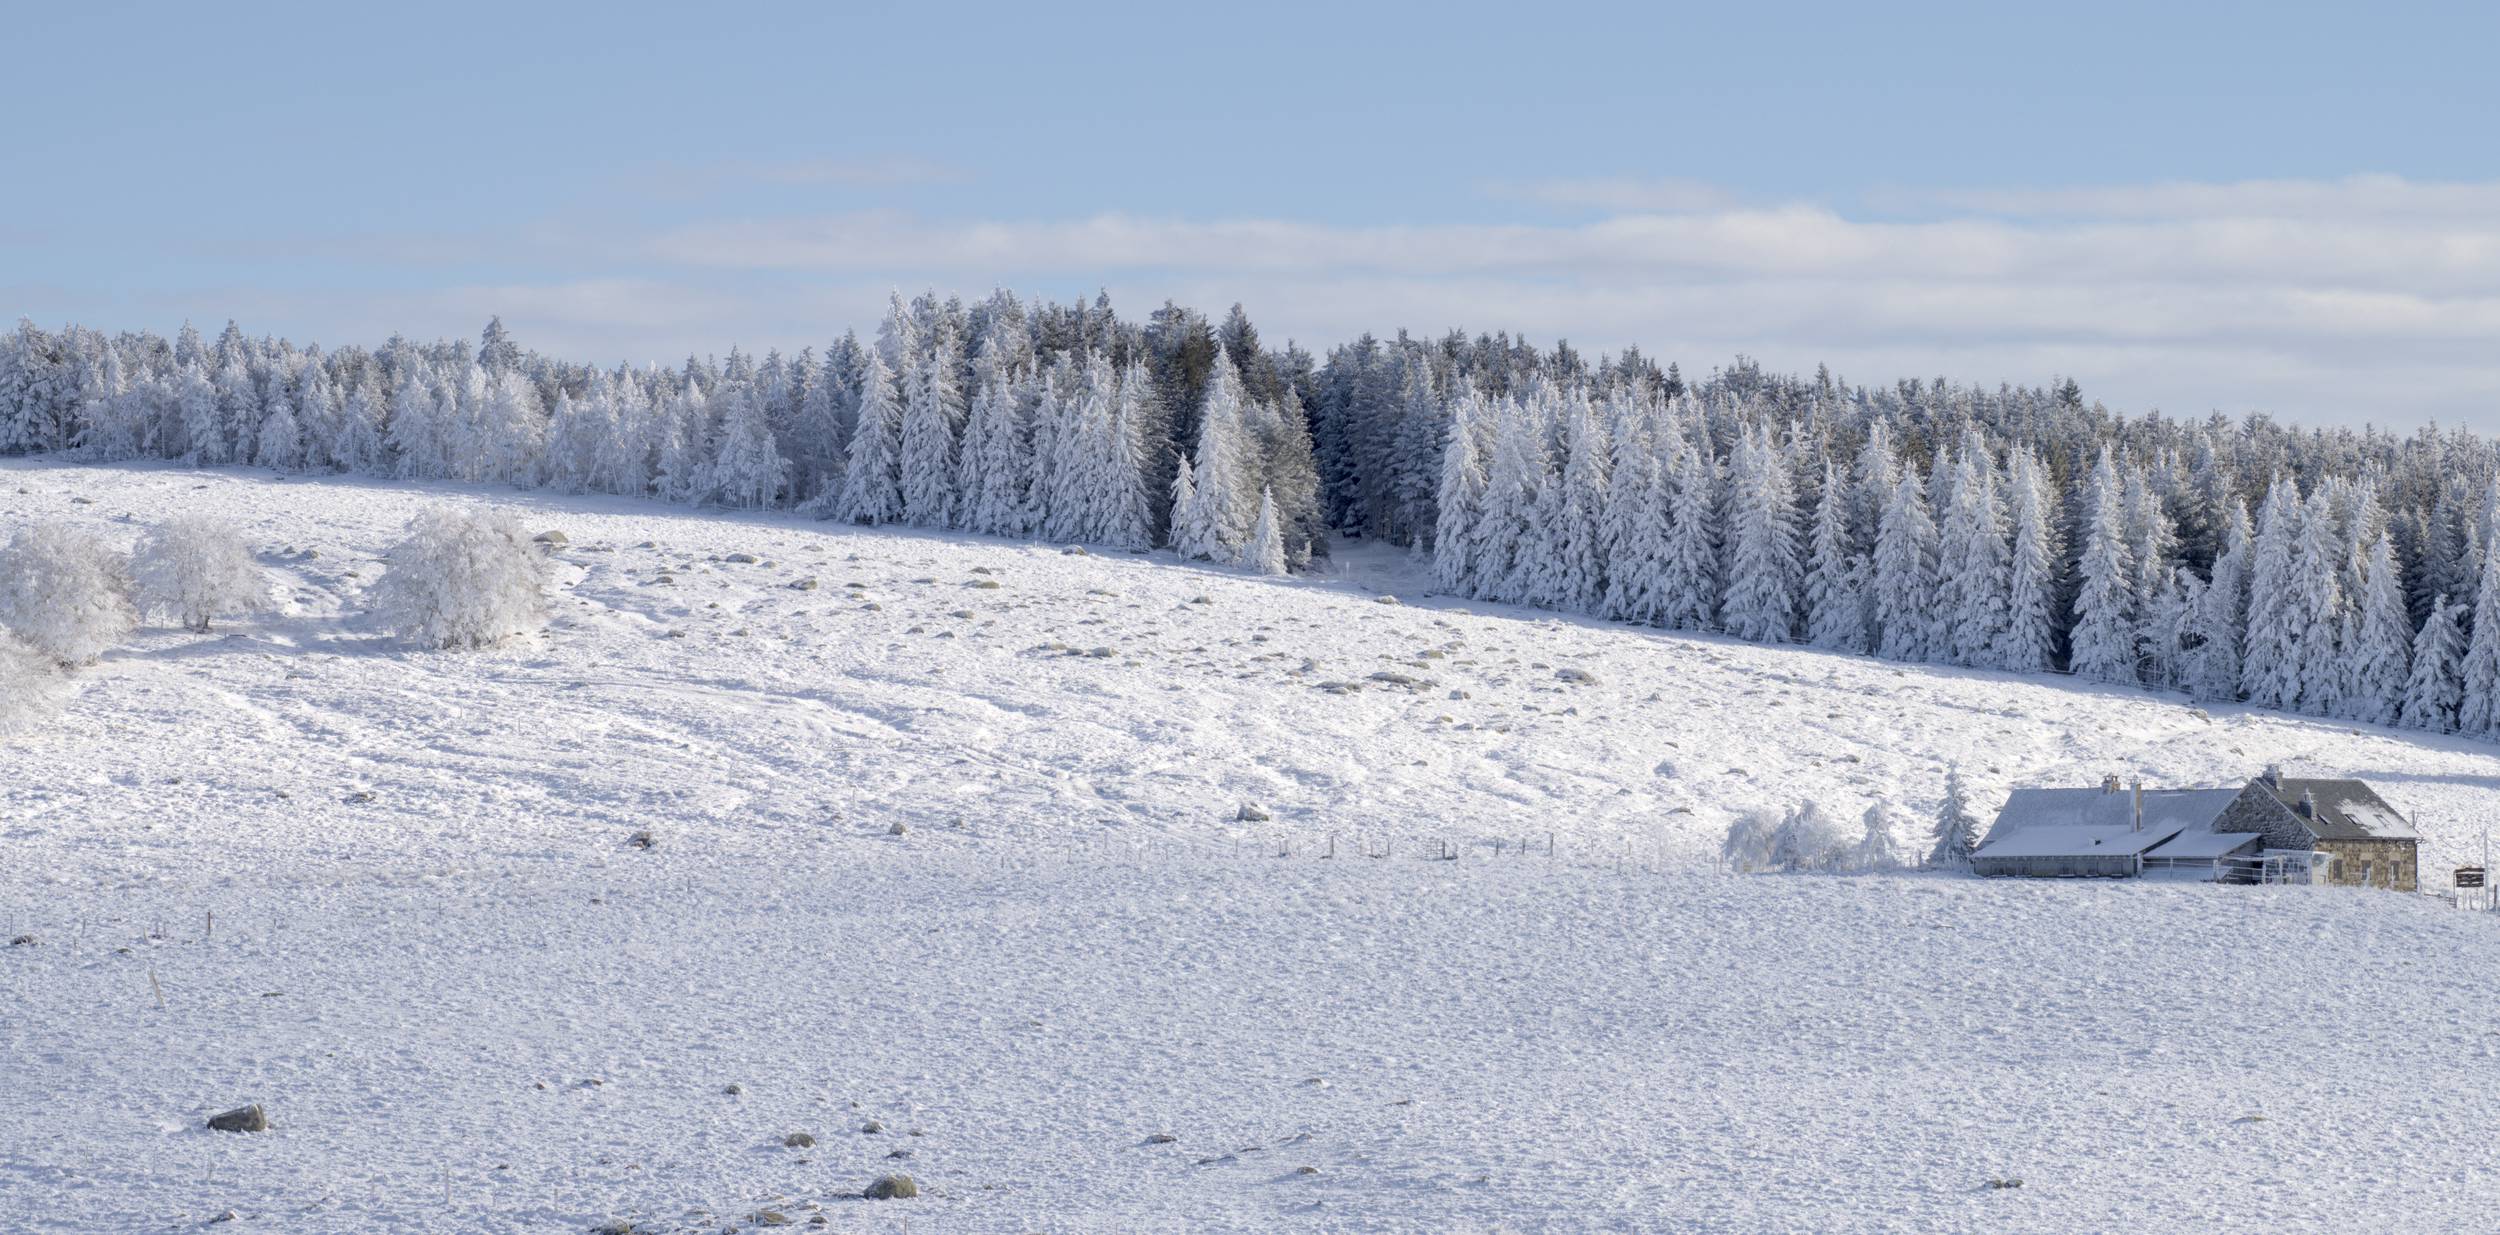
[1236,803,1273,823]
[782,1131,816,1148]
[724,552,760,564]
[207,1104,269,1133]
[862,1175,919,1200]
[533,530,569,547]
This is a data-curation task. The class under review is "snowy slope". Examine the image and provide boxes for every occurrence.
[6,459,2500,1234]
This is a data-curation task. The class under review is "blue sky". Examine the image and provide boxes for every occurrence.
[7,0,2497,426]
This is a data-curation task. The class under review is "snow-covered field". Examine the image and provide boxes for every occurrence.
[7,458,2500,1233]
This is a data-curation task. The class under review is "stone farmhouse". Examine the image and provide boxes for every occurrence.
[1970,766,2419,890]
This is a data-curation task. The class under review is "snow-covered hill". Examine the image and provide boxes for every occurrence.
[7,459,2500,1234]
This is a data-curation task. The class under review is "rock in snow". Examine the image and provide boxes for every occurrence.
[207,1104,269,1133]
[862,1175,918,1200]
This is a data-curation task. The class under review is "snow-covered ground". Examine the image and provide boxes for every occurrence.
[7,459,2500,1233]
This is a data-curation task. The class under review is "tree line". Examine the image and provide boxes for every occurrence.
[6,291,2499,737]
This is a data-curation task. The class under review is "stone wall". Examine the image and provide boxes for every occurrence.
[2316,839,2419,892]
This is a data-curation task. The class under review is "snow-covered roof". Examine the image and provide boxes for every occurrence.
[2255,777,2418,841]
[2142,828,2264,860]
[1973,786,2246,861]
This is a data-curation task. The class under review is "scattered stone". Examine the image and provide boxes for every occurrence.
[861,1119,885,1134]
[783,1132,817,1148]
[1368,671,1433,689]
[342,790,375,805]
[591,1221,637,1235]
[1373,595,1400,605]
[1293,1165,1320,1176]
[1146,1132,1178,1144]
[968,579,1002,590]
[209,1210,241,1224]
[752,1210,791,1226]
[1555,667,1597,685]
[7,934,33,947]
[791,577,820,591]
[949,609,976,619]
[970,566,995,575]
[1087,646,1114,659]
[1236,803,1272,822]
[888,822,908,837]
[534,530,569,546]
[1061,545,1089,555]
[723,1083,744,1096]
[886,1147,914,1159]
[1189,596,1212,606]
[1985,1177,2024,1190]
[862,1175,918,1200]
[69,496,94,505]
[207,1104,269,1133]
[626,830,656,850]
[724,552,760,564]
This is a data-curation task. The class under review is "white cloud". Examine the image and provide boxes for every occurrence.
[83,175,2500,429]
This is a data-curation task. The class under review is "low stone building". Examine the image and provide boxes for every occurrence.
[1970,767,2418,890]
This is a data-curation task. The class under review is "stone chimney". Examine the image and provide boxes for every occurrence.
[2102,773,2122,794]
[2296,790,2316,820]
[2132,780,2144,831]
[2262,764,2283,789]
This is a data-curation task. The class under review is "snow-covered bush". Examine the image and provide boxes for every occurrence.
[0,631,65,736]
[133,516,271,632]
[0,521,137,666]
[1768,802,1852,871]
[1850,804,1904,871]
[1721,808,1781,872]
[371,507,553,649]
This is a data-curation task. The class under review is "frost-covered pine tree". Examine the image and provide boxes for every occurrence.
[1168,456,1213,559]
[177,358,226,465]
[1244,487,1289,576]
[954,350,1028,537]
[2401,595,2465,732]
[1096,361,1154,550]
[2186,500,2252,701]
[543,388,598,493]
[1545,392,1611,612]
[389,368,443,479]
[371,507,553,650]
[1432,389,1489,594]
[133,516,270,632]
[706,381,788,509]
[1997,449,2057,672]
[653,381,707,503]
[2067,448,2137,684]
[835,348,905,526]
[0,521,137,666]
[1871,472,1939,661]
[2287,488,2348,717]
[1656,437,1720,631]
[2342,532,2412,726]
[1467,398,1546,602]
[2459,520,2500,735]
[1173,351,1255,562]
[1803,458,1865,652]
[1719,425,1801,643]
[898,334,964,527]
[1935,445,2010,666]
[254,391,303,471]
[2239,483,2305,710]
[334,379,388,475]
[1928,766,1983,867]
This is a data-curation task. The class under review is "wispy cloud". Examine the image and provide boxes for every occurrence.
[66,175,2500,429]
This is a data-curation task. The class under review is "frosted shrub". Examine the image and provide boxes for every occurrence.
[0,631,64,735]
[1769,802,1852,871]
[134,516,271,632]
[372,507,553,649]
[0,521,137,666]
[1721,808,1781,872]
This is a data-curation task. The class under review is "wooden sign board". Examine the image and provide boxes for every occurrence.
[2457,867,2487,889]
